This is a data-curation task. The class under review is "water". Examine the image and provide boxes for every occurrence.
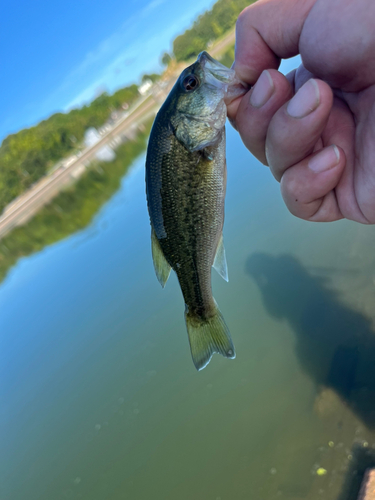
[2,69,375,499]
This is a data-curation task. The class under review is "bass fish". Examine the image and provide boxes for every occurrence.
[146,51,245,371]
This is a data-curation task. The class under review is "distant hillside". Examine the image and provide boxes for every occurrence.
[0,85,139,213]
[173,0,252,62]
[0,120,152,283]
[0,0,252,214]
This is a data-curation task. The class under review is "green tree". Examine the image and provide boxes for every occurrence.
[0,120,152,283]
[172,0,253,62]
[0,0,249,215]
[141,73,160,83]
[161,52,172,66]
[0,84,139,213]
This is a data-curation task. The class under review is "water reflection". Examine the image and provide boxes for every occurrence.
[246,253,375,429]
[0,122,151,286]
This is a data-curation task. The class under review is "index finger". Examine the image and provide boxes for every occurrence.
[234,0,315,84]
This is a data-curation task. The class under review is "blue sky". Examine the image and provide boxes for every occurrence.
[1,0,216,142]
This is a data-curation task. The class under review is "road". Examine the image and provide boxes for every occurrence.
[210,29,235,58]
[0,30,235,240]
[0,98,161,238]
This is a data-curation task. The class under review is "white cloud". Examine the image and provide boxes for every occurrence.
[141,0,167,16]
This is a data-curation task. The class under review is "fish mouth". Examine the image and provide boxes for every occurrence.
[198,51,249,103]
[198,51,236,88]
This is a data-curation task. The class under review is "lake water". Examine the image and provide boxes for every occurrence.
[2,60,375,500]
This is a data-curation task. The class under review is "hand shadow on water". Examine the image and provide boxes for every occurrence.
[336,443,375,500]
[245,253,375,430]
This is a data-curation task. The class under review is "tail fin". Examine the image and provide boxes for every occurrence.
[185,303,236,371]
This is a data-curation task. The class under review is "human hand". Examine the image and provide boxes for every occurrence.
[227,0,375,223]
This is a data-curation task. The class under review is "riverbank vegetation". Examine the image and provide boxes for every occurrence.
[0,120,152,283]
[0,0,248,215]
[0,84,139,213]
[172,0,252,62]
[0,0,244,282]
[219,44,235,68]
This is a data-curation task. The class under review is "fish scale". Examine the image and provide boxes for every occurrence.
[145,51,245,370]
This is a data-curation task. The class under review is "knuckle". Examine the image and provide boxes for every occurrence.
[237,0,263,30]
[282,192,304,218]
[284,197,310,220]
[280,171,306,207]
[237,4,254,26]
[236,7,249,30]
[280,174,296,200]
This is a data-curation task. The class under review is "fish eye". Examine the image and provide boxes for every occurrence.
[182,74,200,92]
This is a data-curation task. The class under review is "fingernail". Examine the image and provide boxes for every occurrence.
[308,145,340,173]
[250,70,274,108]
[287,79,320,118]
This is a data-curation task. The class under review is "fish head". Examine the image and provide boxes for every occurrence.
[169,51,247,153]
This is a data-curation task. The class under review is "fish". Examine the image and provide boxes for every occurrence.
[145,51,246,371]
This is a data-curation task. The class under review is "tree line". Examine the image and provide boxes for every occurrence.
[0,0,252,214]
[0,85,139,213]
[172,0,253,62]
[0,121,152,283]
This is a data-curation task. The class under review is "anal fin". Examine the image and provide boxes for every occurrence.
[151,228,171,288]
[213,234,228,282]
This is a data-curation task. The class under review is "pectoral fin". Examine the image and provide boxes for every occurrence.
[213,235,228,282]
[151,228,171,288]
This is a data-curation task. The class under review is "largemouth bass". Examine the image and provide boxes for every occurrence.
[146,51,245,371]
